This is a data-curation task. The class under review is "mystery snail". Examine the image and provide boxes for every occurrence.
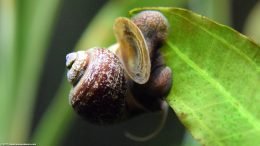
[66,10,172,139]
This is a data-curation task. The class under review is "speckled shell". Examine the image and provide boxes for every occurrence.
[67,48,127,124]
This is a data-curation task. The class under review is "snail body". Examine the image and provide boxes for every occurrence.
[130,11,172,111]
[66,11,172,125]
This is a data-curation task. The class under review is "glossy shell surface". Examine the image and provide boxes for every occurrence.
[67,48,127,124]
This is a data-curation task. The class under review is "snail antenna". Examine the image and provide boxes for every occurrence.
[124,101,169,142]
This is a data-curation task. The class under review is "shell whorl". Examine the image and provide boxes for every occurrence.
[66,48,127,124]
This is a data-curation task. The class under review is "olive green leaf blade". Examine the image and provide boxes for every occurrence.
[131,7,260,146]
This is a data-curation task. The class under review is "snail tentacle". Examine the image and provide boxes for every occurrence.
[124,101,169,142]
[123,10,172,141]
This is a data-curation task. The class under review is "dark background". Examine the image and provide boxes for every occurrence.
[32,0,259,145]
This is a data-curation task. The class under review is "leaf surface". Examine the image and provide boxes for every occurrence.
[131,7,260,146]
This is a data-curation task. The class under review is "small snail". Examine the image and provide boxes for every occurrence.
[66,48,127,124]
[66,10,172,139]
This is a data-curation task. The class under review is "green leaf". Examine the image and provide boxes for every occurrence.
[8,0,63,142]
[188,0,231,25]
[0,0,16,141]
[131,7,260,146]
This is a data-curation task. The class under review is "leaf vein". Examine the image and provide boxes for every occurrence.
[167,42,260,130]
[173,99,224,146]
[172,11,260,72]
[193,101,228,112]
[210,128,260,143]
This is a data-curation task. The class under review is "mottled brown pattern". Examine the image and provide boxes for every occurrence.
[69,48,127,124]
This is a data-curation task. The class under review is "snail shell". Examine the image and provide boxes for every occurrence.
[66,48,127,124]
[66,10,172,126]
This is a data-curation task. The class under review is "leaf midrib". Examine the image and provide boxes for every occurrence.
[167,42,260,130]
[171,9,260,72]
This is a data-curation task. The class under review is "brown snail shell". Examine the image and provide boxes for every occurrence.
[66,48,127,124]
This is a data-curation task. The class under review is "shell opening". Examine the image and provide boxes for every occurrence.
[113,17,151,85]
